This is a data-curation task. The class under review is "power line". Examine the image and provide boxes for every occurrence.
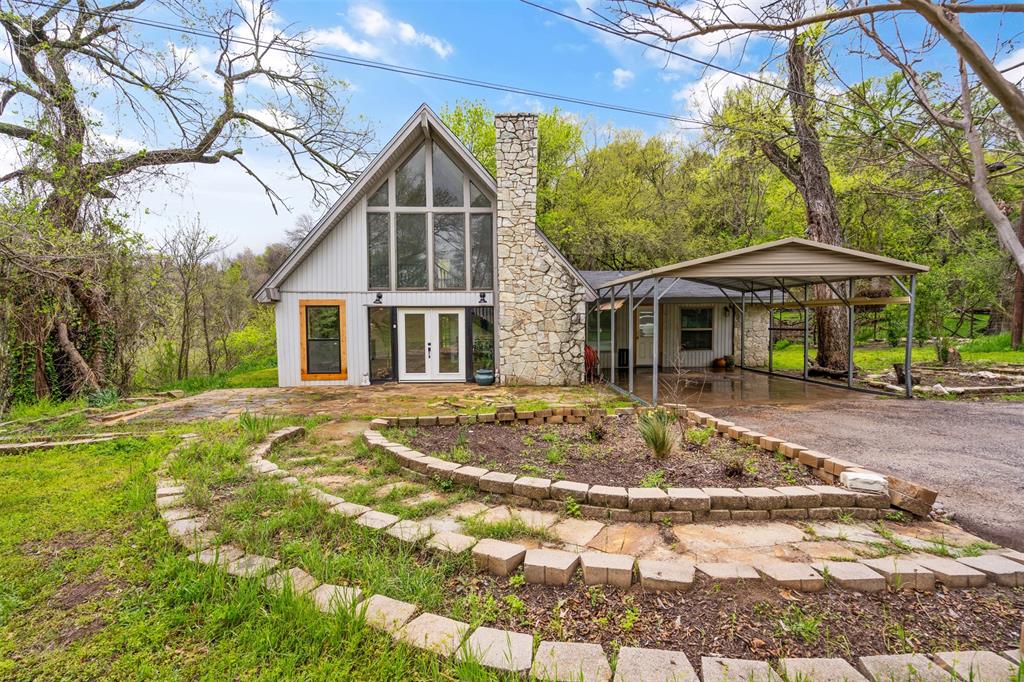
[518,0,914,124]
[13,0,859,144]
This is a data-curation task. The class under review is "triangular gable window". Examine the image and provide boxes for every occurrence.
[368,179,388,207]
[469,181,491,208]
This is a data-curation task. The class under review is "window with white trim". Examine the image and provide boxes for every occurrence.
[680,307,713,351]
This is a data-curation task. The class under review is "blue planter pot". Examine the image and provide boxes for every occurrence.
[474,369,495,386]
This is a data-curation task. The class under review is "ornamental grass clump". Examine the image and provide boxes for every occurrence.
[637,409,673,458]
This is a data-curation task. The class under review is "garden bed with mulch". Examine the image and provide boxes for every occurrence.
[451,571,1024,661]
[404,418,818,488]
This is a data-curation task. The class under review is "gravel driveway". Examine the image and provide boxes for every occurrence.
[713,397,1024,551]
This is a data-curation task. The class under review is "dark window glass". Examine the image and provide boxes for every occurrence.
[469,181,491,208]
[469,213,493,289]
[680,308,713,329]
[395,146,426,206]
[471,307,495,372]
[306,306,341,374]
[680,307,713,351]
[367,212,390,289]
[396,213,427,288]
[432,145,464,207]
[404,312,426,373]
[368,180,388,207]
[438,312,461,373]
[368,308,393,381]
[680,330,713,350]
[433,213,465,289]
[587,309,612,352]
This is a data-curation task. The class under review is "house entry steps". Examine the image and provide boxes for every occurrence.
[153,423,1024,680]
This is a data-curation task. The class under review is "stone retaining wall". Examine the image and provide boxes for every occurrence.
[369,402,939,519]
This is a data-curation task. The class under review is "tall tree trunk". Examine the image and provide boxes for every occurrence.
[200,286,215,375]
[178,287,191,381]
[1012,199,1024,350]
[761,36,848,370]
[56,321,100,391]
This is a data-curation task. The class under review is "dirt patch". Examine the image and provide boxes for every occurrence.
[50,578,112,611]
[55,615,107,646]
[407,420,816,488]
[453,573,1023,660]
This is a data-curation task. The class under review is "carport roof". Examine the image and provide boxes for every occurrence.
[600,237,928,292]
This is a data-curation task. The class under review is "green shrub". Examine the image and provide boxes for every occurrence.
[684,425,715,446]
[637,409,673,458]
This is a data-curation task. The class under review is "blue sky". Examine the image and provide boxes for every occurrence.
[4,0,1020,252]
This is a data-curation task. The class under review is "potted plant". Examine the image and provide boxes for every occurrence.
[723,354,736,369]
[474,341,495,385]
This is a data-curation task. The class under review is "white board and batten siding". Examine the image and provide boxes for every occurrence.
[274,198,494,386]
[603,301,734,370]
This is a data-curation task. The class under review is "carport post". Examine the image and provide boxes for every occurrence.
[739,291,746,368]
[652,278,660,405]
[768,289,774,374]
[609,287,616,388]
[803,284,809,380]
[628,282,635,395]
[905,275,917,398]
[847,279,855,388]
[596,291,602,382]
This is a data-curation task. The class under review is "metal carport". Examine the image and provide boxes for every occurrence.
[590,237,930,403]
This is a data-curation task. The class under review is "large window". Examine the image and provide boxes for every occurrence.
[680,307,713,351]
[396,213,427,288]
[300,300,346,380]
[587,309,612,352]
[365,140,494,291]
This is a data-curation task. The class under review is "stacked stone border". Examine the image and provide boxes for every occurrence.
[154,426,1024,681]
[368,403,938,519]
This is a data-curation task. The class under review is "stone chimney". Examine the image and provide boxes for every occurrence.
[495,113,585,386]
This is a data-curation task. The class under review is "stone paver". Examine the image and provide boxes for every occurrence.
[613,646,697,682]
[933,651,1018,681]
[361,594,417,633]
[810,561,886,592]
[479,505,512,524]
[913,556,988,588]
[355,510,400,530]
[667,488,711,512]
[858,654,952,682]
[1003,649,1021,662]
[757,562,824,592]
[385,519,432,543]
[225,554,280,578]
[190,545,244,568]
[551,480,589,501]
[738,488,787,510]
[155,494,185,509]
[513,476,551,499]
[309,489,343,506]
[696,562,760,582]
[859,558,935,591]
[778,657,868,681]
[479,471,517,494]
[637,559,695,592]
[426,531,478,554]
[588,485,628,508]
[524,549,580,585]
[311,583,363,613]
[587,523,661,555]
[265,567,319,595]
[531,641,612,682]
[512,507,559,530]
[627,487,670,511]
[701,657,782,682]
[957,555,1024,586]
[703,488,746,510]
[551,518,605,547]
[398,612,469,657]
[459,626,533,673]
[472,538,527,576]
[580,552,634,588]
[156,485,186,497]
[330,501,371,518]
[161,507,197,522]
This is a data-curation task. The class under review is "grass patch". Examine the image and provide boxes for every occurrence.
[461,515,553,542]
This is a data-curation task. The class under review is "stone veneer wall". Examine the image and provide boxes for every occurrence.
[733,304,770,367]
[494,113,586,385]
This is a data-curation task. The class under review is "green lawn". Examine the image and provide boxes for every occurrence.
[770,344,1024,373]
[0,419,499,680]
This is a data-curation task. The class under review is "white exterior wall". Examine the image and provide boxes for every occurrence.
[273,195,497,386]
[602,301,734,370]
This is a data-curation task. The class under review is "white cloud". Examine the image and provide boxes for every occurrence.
[348,5,453,58]
[673,70,758,119]
[612,68,635,89]
[998,48,1024,85]
[309,26,381,58]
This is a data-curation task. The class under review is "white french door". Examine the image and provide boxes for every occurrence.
[397,308,465,382]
